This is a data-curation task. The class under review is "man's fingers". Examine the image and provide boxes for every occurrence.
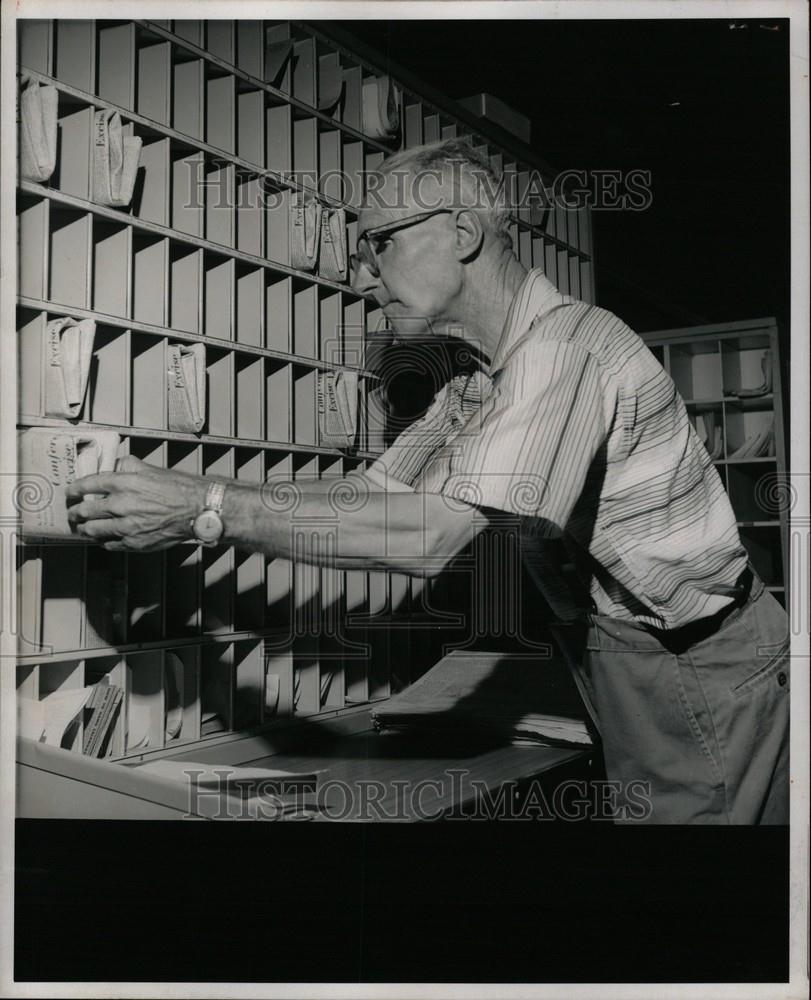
[67,496,115,523]
[65,472,128,501]
[114,455,145,474]
[75,517,125,540]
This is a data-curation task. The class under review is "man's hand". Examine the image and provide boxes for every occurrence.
[66,455,208,552]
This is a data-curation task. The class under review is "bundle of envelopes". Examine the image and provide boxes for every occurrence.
[19,75,58,183]
[318,369,359,449]
[82,678,124,757]
[372,650,593,747]
[18,428,121,538]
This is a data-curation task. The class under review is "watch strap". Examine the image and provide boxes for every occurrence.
[204,481,226,514]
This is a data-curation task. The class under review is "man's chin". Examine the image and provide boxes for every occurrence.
[386,315,436,338]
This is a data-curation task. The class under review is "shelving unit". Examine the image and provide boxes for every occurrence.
[16,17,595,787]
[642,318,789,606]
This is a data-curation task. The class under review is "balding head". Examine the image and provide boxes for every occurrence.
[360,138,512,250]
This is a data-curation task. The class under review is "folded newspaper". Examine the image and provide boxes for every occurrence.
[318,207,348,282]
[318,369,358,449]
[372,650,593,747]
[92,108,142,208]
[19,75,58,183]
[291,193,322,271]
[362,74,401,140]
[167,342,206,433]
[18,428,121,539]
[44,316,95,418]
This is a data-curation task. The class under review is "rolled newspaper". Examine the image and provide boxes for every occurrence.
[318,208,348,282]
[167,343,206,433]
[44,317,95,419]
[318,370,359,449]
[362,74,401,140]
[92,108,143,208]
[291,193,322,271]
[19,76,58,183]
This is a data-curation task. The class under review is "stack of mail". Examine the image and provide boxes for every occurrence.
[732,349,772,398]
[318,208,348,282]
[318,370,359,449]
[167,343,206,433]
[92,108,142,208]
[44,317,95,419]
[372,650,594,748]
[81,678,124,757]
[362,74,401,140]
[291,193,322,271]
[19,75,58,183]
[18,428,120,539]
[729,419,775,460]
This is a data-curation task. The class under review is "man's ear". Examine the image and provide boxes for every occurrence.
[454,208,485,261]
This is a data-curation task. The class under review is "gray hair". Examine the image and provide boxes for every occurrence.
[379,138,512,247]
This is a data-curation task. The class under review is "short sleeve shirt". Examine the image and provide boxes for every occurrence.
[365,268,748,629]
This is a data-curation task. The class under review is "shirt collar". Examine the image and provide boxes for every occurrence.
[489,268,563,374]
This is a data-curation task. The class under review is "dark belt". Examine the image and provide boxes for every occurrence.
[644,564,755,655]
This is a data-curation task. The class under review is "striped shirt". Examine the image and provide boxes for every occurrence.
[365,268,748,629]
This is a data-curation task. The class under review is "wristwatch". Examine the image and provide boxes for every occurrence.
[191,482,226,546]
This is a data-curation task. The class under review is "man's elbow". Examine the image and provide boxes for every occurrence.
[417,514,480,578]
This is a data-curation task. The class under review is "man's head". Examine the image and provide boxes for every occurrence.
[352,139,513,338]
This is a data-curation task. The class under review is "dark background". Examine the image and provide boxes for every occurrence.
[16,822,789,983]
[339,18,791,338]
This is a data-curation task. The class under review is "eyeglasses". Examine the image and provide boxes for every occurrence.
[350,208,454,278]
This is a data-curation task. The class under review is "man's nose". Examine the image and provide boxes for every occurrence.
[350,258,381,299]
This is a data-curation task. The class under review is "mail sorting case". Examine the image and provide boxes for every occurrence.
[16,18,598,814]
[641,320,790,607]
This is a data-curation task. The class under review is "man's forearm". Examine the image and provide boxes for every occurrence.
[219,479,481,577]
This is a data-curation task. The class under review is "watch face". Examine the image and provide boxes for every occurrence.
[193,509,224,544]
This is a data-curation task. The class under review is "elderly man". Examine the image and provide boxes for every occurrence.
[67,138,789,824]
